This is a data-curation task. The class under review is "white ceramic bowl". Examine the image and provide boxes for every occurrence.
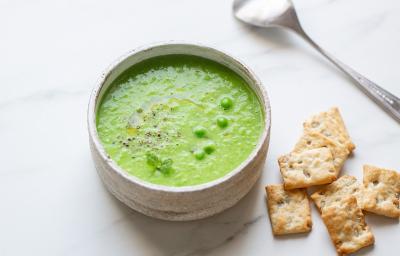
[88,42,271,221]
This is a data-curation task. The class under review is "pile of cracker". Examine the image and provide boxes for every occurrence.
[265,107,400,255]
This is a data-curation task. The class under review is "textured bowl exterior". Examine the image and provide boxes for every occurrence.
[87,42,271,221]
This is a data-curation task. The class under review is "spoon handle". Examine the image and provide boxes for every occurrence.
[296,29,400,122]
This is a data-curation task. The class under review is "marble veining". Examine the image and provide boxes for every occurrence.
[0,0,399,255]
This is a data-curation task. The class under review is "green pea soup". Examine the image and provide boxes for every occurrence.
[96,54,264,187]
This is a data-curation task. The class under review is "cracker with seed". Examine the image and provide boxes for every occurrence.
[321,196,374,255]
[311,175,364,212]
[294,131,349,175]
[265,184,312,235]
[363,165,400,218]
[303,107,355,152]
[278,147,337,189]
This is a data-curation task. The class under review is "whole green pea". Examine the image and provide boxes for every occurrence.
[217,117,228,128]
[193,149,206,160]
[220,97,233,109]
[193,126,206,138]
[204,142,216,154]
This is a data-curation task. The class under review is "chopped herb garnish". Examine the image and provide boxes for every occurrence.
[159,158,173,174]
[146,152,173,175]
[146,152,161,167]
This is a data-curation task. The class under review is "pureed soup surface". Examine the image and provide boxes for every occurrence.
[97,55,264,187]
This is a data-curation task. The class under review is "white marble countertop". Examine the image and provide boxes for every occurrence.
[1,0,399,255]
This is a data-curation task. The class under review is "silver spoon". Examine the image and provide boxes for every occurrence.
[233,0,400,122]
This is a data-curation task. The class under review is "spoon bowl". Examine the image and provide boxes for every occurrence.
[233,0,298,29]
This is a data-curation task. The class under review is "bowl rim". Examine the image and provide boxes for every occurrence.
[87,41,271,193]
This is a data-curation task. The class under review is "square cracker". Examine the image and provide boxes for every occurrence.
[294,131,349,176]
[321,196,374,255]
[311,175,364,212]
[363,165,400,218]
[303,107,355,152]
[278,147,337,189]
[265,184,312,235]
